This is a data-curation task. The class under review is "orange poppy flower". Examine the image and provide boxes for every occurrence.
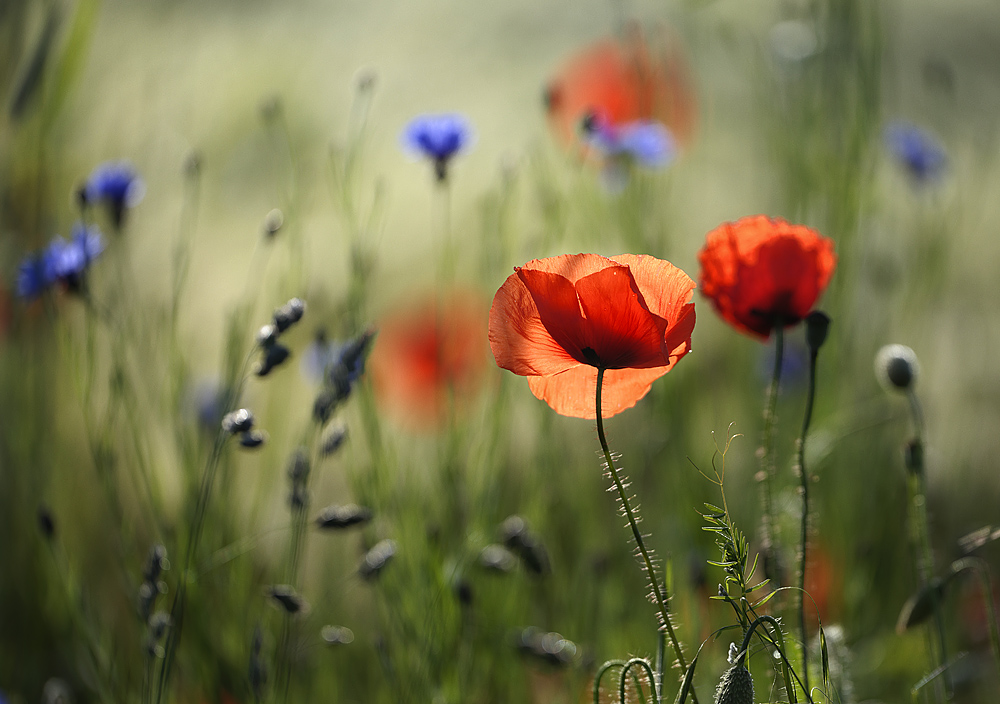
[544,25,698,152]
[697,216,836,340]
[489,253,695,419]
[369,294,488,429]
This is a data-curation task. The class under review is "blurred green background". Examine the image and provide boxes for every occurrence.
[2,0,1000,702]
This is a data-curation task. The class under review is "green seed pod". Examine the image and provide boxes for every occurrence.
[714,664,754,704]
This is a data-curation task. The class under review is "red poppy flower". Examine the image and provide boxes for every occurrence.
[489,253,695,419]
[369,294,488,429]
[697,215,836,340]
[544,25,698,153]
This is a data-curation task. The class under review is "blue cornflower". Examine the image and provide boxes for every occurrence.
[16,249,57,299]
[586,118,676,167]
[401,114,473,181]
[15,224,105,299]
[883,122,946,184]
[81,161,145,226]
[50,223,105,286]
[583,118,676,192]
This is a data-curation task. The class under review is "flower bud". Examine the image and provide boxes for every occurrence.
[875,344,919,391]
[322,625,355,645]
[359,539,397,581]
[256,343,291,376]
[315,503,372,530]
[266,584,309,615]
[273,298,306,333]
[805,311,830,351]
[263,209,283,238]
[239,429,267,449]
[320,426,348,456]
[222,409,254,434]
[714,664,754,704]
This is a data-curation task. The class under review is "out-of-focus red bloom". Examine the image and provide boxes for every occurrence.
[489,253,695,419]
[804,541,842,631]
[544,25,698,152]
[698,215,836,340]
[369,294,488,428]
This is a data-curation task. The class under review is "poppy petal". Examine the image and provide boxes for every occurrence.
[573,265,666,368]
[610,254,696,361]
[489,271,581,376]
[698,216,836,339]
[520,252,619,284]
[527,364,669,419]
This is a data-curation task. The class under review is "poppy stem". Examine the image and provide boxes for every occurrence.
[760,324,784,579]
[595,367,696,702]
[905,390,952,701]
[796,339,819,695]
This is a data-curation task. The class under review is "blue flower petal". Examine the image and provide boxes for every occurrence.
[401,114,473,162]
[883,122,946,183]
[84,161,145,208]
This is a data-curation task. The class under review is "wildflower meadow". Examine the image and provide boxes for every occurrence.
[2,1,1000,703]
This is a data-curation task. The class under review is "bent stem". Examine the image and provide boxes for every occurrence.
[796,336,819,693]
[760,325,784,578]
[595,367,696,703]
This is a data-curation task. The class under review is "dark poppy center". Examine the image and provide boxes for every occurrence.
[580,346,603,367]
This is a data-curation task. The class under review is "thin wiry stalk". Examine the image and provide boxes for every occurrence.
[760,325,784,576]
[796,341,820,693]
[595,367,698,703]
[905,389,951,701]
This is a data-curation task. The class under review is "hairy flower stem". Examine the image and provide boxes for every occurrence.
[906,390,951,701]
[760,325,784,579]
[796,341,819,695]
[595,367,697,703]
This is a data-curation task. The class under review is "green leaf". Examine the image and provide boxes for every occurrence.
[752,590,779,609]
[746,579,770,593]
[673,652,700,704]
[820,624,831,694]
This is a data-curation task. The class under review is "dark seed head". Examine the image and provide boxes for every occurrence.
[320,426,348,456]
[359,539,397,581]
[222,408,254,434]
[266,584,309,615]
[315,503,373,530]
[239,429,267,449]
[273,298,306,333]
[256,343,291,376]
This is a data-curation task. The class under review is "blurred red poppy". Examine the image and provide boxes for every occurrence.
[489,253,695,419]
[369,294,488,428]
[698,216,836,340]
[803,541,842,631]
[544,25,698,153]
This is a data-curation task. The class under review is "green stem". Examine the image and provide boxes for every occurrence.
[760,325,785,576]
[906,389,951,701]
[154,348,257,704]
[796,345,819,693]
[595,367,698,703]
